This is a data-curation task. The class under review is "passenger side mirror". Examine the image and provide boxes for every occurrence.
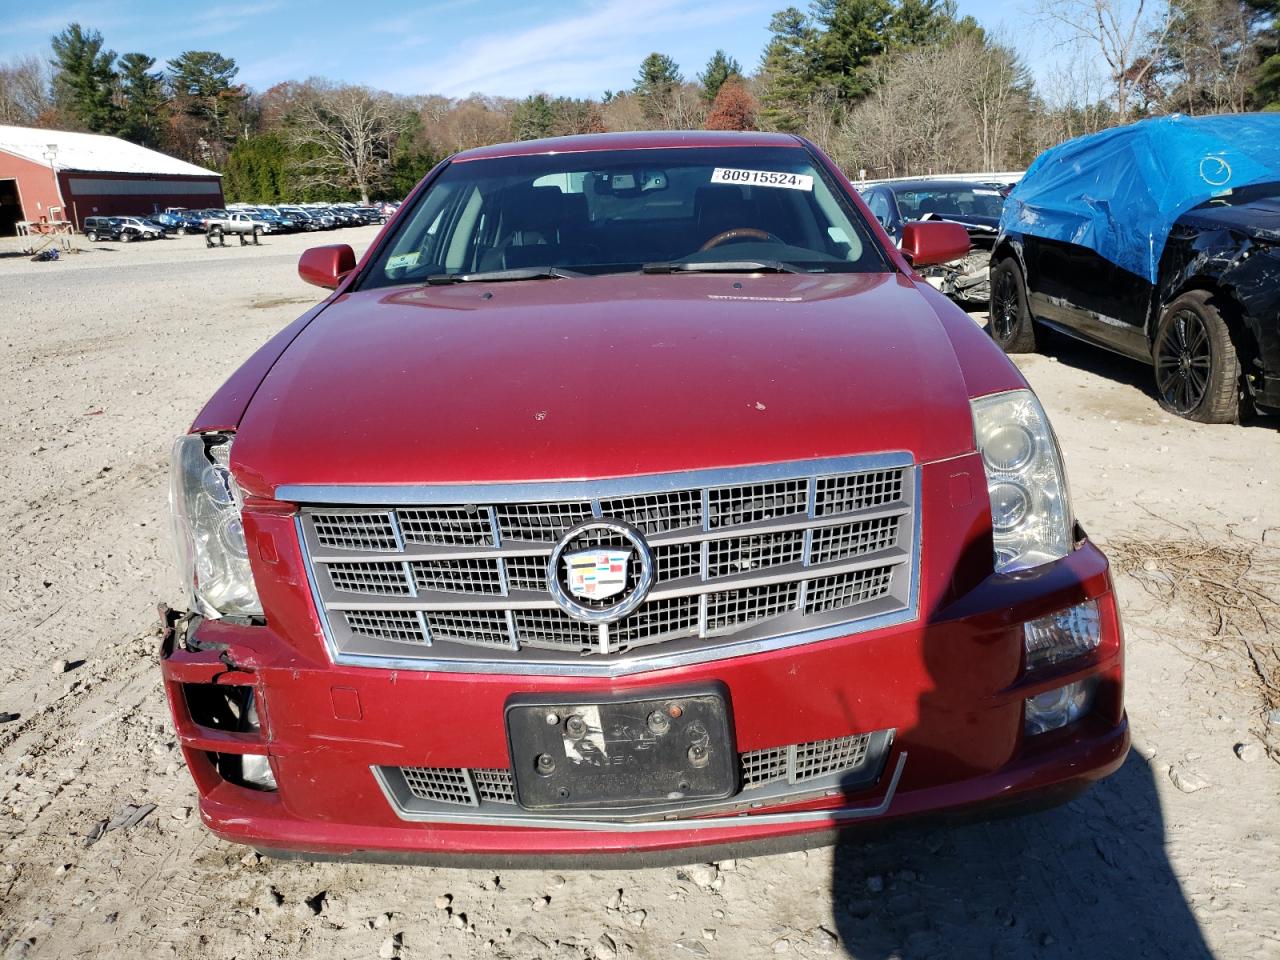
[299,244,356,290]
[899,221,970,268]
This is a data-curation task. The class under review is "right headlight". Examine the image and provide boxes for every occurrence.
[169,433,262,618]
[971,389,1072,573]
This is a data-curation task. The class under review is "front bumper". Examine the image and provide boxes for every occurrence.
[160,535,1126,863]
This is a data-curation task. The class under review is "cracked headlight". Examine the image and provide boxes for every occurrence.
[170,433,262,618]
[972,390,1072,573]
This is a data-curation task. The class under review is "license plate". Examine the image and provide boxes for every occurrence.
[505,687,736,811]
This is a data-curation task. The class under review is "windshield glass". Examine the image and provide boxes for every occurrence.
[892,185,1004,220]
[363,146,888,288]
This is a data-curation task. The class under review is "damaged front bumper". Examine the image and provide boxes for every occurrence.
[158,538,1128,865]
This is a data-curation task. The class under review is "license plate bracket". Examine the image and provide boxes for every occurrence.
[505,685,737,811]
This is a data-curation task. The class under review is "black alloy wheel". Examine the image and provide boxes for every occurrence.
[1152,290,1240,423]
[988,258,1037,353]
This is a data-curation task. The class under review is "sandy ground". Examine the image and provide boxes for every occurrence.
[0,229,1278,960]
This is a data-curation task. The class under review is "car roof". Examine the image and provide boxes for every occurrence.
[452,130,805,163]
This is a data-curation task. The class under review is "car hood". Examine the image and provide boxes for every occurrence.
[232,272,982,498]
[1179,194,1280,242]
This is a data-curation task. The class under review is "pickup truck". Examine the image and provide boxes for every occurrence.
[205,211,270,246]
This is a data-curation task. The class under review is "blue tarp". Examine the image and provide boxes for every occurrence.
[1001,113,1280,283]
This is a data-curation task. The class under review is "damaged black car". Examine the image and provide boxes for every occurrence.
[860,177,1009,303]
[991,114,1280,423]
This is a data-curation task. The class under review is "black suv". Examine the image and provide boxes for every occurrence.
[993,119,1280,423]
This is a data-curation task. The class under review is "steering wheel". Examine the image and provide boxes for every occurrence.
[699,227,783,251]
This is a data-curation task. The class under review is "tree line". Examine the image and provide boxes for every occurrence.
[1,1,1277,202]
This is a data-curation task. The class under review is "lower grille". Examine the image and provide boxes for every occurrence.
[392,731,884,815]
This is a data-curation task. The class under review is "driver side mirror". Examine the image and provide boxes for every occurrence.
[299,244,356,290]
[900,221,970,267]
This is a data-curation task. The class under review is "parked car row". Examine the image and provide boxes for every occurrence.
[82,215,165,243]
[80,201,401,242]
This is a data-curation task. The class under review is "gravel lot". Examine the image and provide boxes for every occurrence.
[1,229,1278,960]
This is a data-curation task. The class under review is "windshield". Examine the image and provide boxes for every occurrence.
[363,146,888,288]
[892,185,1004,220]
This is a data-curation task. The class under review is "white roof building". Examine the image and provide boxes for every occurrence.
[0,125,224,233]
[0,125,220,177]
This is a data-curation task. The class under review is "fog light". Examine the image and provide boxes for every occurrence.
[240,754,278,790]
[208,751,278,791]
[1024,600,1101,670]
[1025,678,1097,735]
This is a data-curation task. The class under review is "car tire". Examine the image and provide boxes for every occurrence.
[1152,290,1240,423]
[86,232,98,242]
[177,226,186,236]
[121,232,133,243]
[988,258,1037,353]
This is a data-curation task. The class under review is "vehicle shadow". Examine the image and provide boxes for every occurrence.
[828,752,1212,958]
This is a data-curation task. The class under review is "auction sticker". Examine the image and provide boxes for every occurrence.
[711,167,813,191]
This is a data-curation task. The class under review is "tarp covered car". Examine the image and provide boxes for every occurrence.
[993,114,1280,421]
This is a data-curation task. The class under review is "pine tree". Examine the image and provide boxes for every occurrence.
[758,8,818,131]
[117,53,165,147]
[699,50,743,102]
[634,53,682,126]
[812,0,894,100]
[49,23,120,132]
[887,0,956,49]
[513,93,555,140]
[168,50,245,161]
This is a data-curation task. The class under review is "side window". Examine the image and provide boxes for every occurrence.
[867,190,892,227]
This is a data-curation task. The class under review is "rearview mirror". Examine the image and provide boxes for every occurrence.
[900,221,970,268]
[299,244,356,289]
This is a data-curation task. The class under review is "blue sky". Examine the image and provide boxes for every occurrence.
[0,0,1059,99]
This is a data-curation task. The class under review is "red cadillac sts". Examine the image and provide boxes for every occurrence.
[163,132,1127,865]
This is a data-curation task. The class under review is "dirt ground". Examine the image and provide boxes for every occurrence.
[1,230,1278,960]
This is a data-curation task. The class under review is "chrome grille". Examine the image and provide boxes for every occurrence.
[707,478,807,528]
[804,568,894,615]
[816,469,903,515]
[297,456,917,673]
[496,501,592,542]
[424,610,509,647]
[398,506,494,546]
[313,511,398,551]
[328,561,412,595]
[411,558,504,594]
[345,610,425,644]
[809,516,899,564]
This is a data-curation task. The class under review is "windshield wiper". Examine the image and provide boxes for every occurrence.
[641,259,804,275]
[424,266,583,284]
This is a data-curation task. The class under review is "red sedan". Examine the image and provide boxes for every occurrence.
[163,131,1126,864]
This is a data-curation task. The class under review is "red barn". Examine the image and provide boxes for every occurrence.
[0,124,224,235]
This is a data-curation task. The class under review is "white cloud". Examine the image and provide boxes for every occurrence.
[378,0,769,98]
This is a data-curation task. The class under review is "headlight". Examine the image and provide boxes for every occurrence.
[971,390,1072,572]
[170,433,262,618]
[1024,600,1101,670]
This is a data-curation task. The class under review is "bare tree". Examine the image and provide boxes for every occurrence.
[0,56,54,126]
[288,83,409,202]
[1038,0,1173,117]
[966,35,1031,172]
[835,37,1032,178]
